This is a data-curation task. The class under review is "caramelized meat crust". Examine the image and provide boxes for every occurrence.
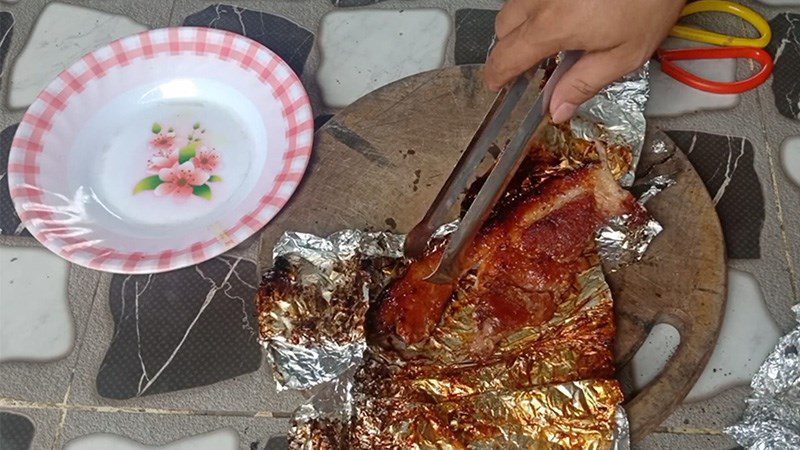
[369,162,637,350]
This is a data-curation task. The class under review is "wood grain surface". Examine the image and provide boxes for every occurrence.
[257,65,727,443]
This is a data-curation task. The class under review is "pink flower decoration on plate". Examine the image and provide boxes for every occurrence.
[150,132,176,151]
[146,149,179,173]
[193,147,220,172]
[155,161,210,198]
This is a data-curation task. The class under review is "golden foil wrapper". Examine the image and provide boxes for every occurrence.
[533,122,632,183]
[347,262,623,449]
[352,380,623,450]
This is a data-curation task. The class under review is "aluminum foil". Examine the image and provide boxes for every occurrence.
[258,230,405,390]
[596,136,679,271]
[726,303,800,450]
[352,379,624,449]
[571,63,650,187]
[597,214,663,272]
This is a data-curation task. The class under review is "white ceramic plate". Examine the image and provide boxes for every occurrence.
[8,28,313,273]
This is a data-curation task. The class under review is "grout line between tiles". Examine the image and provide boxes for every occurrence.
[0,396,279,419]
[50,269,104,447]
[753,80,800,302]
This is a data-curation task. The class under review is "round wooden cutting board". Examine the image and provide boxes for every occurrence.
[258,66,727,443]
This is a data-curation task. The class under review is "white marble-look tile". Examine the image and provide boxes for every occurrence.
[685,269,781,402]
[316,9,450,108]
[646,38,738,118]
[8,2,147,109]
[0,246,72,362]
[780,136,800,188]
[64,429,238,450]
[630,323,681,390]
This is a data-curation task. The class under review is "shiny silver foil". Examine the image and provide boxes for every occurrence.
[597,214,663,272]
[613,407,631,450]
[260,230,405,391]
[726,303,800,450]
[571,63,650,187]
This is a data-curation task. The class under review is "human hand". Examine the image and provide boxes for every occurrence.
[484,0,685,123]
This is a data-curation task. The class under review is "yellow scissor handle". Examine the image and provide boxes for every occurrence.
[670,0,771,48]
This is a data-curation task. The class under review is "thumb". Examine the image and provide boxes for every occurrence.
[549,48,636,123]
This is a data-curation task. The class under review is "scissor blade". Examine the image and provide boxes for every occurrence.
[404,75,530,258]
[425,51,583,284]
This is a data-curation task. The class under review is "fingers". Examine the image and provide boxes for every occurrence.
[549,47,640,123]
[483,21,561,91]
[494,0,540,39]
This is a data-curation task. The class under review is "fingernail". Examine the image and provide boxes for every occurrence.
[551,102,577,124]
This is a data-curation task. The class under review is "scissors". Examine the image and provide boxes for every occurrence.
[656,0,773,94]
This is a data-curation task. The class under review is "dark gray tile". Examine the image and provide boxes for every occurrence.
[766,13,800,120]
[454,9,497,65]
[183,4,313,76]
[95,256,262,399]
[314,114,333,131]
[0,12,13,82]
[0,124,30,237]
[0,411,34,450]
[666,131,764,259]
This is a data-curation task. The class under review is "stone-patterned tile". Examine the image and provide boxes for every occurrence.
[453,9,497,65]
[629,323,680,390]
[7,2,148,109]
[0,411,34,450]
[766,13,800,121]
[61,410,288,450]
[70,254,304,413]
[94,256,262,399]
[0,12,13,81]
[646,39,738,118]
[665,131,764,259]
[316,9,450,108]
[0,265,101,403]
[638,431,738,450]
[686,269,780,401]
[781,136,800,187]
[64,428,238,449]
[0,408,61,450]
[661,385,749,431]
[0,246,72,362]
[0,123,29,237]
[183,4,313,77]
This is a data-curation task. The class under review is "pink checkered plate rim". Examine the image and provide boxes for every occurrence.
[8,27,314,274]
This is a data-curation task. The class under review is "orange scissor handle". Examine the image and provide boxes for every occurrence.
[657,46,774,94]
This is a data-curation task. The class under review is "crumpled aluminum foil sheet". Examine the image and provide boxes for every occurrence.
[597,136,679,271]
[572,63,649,187]
[726,303,800,450]
[258,230,405,391]
[597,215,663,272]
[261,227,634,448]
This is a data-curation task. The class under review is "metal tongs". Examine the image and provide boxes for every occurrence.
[404,51,583,284]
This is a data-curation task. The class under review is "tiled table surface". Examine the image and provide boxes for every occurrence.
[0,0,798,449]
